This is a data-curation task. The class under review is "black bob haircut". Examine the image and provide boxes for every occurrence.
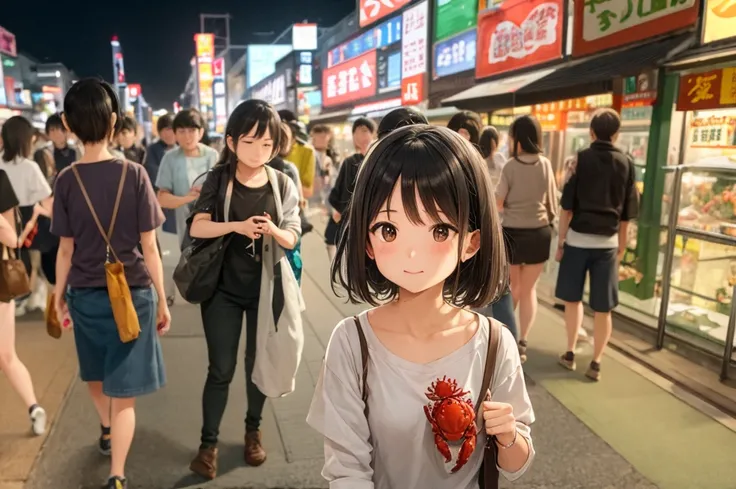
[156,113,174,133]
[377,107,428,139]
[447,110,482,146]
[45,113,65,134]
[173,109,204,131]
[1,116,35,162]
[217,99,282,172]
[331,125,508,308]
[63,78,122,144]
[590,108,621,142]
[352,117,376,134]
[479,126,500,159]
[509,115,543,156]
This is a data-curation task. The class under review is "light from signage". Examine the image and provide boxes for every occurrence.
[0,27,17,58]
[195,34,215,106]
[359,0,412,28]
[213,58,225,78]
[323,50,378,107]
[401,0,428,79]
[433,29,477,79]
[252,74,287,106]
[293,23,318,50]
[328,15,402,68]
[300,52,313,64]
[247,44,293,88]
[299,64,313,85]
[127,84,141,98]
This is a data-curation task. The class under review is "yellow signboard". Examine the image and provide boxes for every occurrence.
[703,0,736,44]
[722,67,736,105]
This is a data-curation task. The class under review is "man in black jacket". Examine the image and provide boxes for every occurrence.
[555,109,640,382]
[325,117,376,261]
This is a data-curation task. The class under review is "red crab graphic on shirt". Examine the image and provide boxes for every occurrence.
[423,376,477,473]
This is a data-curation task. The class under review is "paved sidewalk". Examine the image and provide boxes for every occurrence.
[18,219,736,488]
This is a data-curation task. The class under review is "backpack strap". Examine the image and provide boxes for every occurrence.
[352,316,370,418]
[476,317,502,416]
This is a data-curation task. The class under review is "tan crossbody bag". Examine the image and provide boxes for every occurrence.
[72,161,140,343]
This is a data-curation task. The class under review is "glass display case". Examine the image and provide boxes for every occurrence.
[658,162,736,379]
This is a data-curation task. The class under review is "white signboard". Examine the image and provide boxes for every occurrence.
[582,0,696,41]
[401,0,428,79]
[252,74,286,106]
[293,23,318,51]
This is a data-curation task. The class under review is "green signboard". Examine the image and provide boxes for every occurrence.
[434,0,478,42]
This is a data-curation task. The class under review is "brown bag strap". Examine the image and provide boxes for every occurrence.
[352,316,370,417]
[71,161,128,263]
[476,317,501,416]
[1,208,22,261]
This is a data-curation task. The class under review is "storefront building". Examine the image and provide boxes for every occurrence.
[248,57,298,115]
[313,0,430,157]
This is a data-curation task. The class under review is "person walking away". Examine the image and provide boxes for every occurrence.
[115,116,145,164]
[0,116,53,317]
[447,110,483,147]
[496,115,558,361]
[52,79,169,489]
[326,117,376,262]
[555,109,639,381]
[475,125,518,340]
[0,168,48,436]
[156,109,218,250]
[186,100,302,479]
[307,126,534,488]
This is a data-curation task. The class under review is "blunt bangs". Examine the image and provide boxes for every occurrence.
[332,125,508,308]
[218,99,282,169]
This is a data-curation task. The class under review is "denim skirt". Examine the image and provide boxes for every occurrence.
[66,286,166,398]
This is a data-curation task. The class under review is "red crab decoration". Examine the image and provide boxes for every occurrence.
[423,376,477,473]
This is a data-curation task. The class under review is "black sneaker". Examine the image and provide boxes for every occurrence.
[558,351,576,371]
[104,476,127,489]
[518,340,528,363]
[585,361,601,381]
[99,425,111,456]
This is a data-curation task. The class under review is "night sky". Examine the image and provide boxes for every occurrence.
[3,0,354,109]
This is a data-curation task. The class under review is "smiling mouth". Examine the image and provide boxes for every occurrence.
[403,270,424,275]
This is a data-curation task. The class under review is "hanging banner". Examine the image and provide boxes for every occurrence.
[677,67,736,111]
[476,0,564,79]
[213,57,227,134]
[572,0,699,57]
[323,50,378,107]
[359,0,413,28]
[195,33,215,108]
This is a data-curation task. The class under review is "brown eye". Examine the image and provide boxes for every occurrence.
[380,224,397,243]
[432,225,453,242]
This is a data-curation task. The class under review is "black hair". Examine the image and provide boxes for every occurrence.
[278,121,293,156]
[352,117,376,134]
[218,99,282,172]
[377,107,428,139]
[63,78,122,145]
[45,113,65,134]
[156,113,174,134]
[332,125,507,308]
[590,108,621,142]
[479,126,500,160]
[509,115,543,156]
[172,109,204,131]
[278,109,297,123]
[447,111,482,146]
[120,115,138,133]
[1,116,35,162]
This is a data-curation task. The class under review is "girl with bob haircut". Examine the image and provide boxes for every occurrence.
[187,99,302,479]
[307,125,535,488]
[52,78,169,489]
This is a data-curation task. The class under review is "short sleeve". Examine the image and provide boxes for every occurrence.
[26,161,52,204]
[560,170,577,211]
[136,165,165,233]
[189,168,220,222]
[0,170,19,213]
[306,320,374,488]
[155,151,175,192]
[51,171,72,237]
[621,159,640,221]
[496,163,511,201]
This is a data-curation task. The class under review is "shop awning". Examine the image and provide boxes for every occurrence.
[664,44,736,70]
[444,33,695,112]
[441,67,558,109]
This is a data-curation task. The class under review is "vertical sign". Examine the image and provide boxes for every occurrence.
[401,0,428,105]
[195,33,215,114]
[212,57,227,134]
[0,26,17,57]
[111,36,126,87]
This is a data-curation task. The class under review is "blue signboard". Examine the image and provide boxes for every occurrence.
[433,29,476,79]
[328,15,402,69]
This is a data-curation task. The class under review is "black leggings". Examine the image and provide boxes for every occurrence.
[199,289,266,448]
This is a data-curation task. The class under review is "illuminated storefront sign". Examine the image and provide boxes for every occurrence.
[252,74,287,107]
[323,50,378,107]
[127,84,141,99]
[433,29,476,79]
[702,0,736,44]
[0,27,17,58]
[572,0,699,57]
[401,0,428,105]
[292,23,318,50]
[476,0,563,79]
[359,0,413,27]
[434,0,477,42]
[111,36,126,86]
[213,57,227,134]
[677,67,736,111]
[328,16,402,68]
[195,33,215,108]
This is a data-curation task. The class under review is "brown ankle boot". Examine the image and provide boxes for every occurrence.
[190,446,218,480]
[244,431,267,466]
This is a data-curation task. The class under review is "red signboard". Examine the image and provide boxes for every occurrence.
[127,84,142,98]
[677,68,736,111]
[476,0,564,80]
[572,0,699,57]
[401,73,424,105]
[213,58,224,78]
[359,0,413,28]
[322,50,378,108]
[0,27,17,58]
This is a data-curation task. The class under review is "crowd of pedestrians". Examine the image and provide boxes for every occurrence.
[0,76,638,489]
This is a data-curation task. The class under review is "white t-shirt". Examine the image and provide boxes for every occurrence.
[0,157,52,207]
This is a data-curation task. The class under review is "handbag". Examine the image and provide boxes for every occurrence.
[0,208,31,302]
[72,161,140,343]
[352,316,502,489]
[173,174,234,304]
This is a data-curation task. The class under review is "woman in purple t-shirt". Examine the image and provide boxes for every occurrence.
[51,79,169,489]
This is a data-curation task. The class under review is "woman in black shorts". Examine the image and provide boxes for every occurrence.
[495,115,558,361]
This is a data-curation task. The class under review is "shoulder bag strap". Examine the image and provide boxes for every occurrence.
[352,316,370,418]
[3,207,23,260]
[71,161,127,263]
[476,317,502,417]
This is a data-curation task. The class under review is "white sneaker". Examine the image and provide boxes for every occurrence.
[30,405,47,436]
[15,300,28,317]
[27,286,47,312]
